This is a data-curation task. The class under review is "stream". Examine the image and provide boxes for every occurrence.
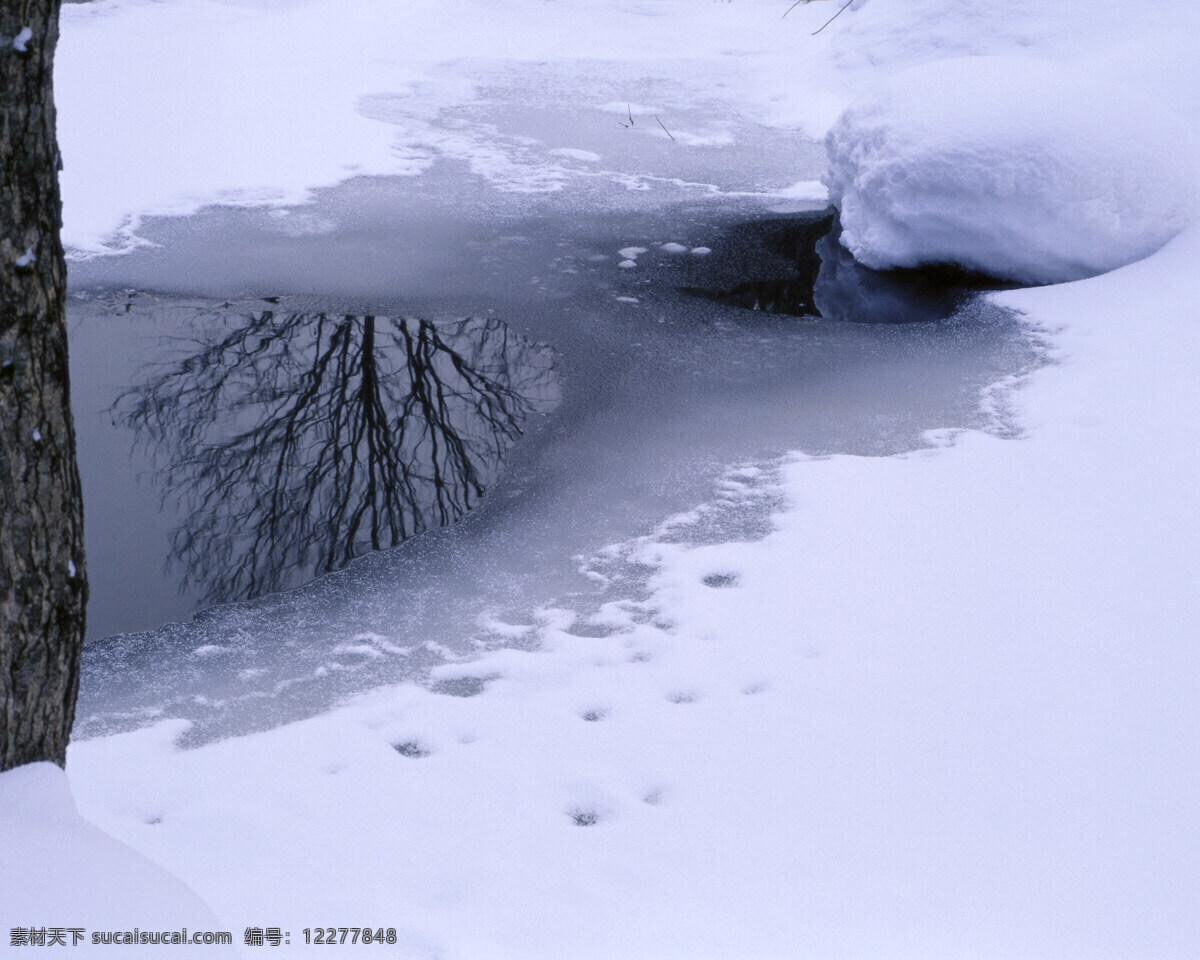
[68,161,1042,746]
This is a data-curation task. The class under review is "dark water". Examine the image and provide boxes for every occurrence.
[94,304,558,617]
[68,174,1043,743]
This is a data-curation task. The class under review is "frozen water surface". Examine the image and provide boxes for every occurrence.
[69,141,1042,745]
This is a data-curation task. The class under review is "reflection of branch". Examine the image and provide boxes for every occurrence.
[116,312,559,604]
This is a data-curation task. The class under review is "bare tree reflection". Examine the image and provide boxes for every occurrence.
[116,311,560,604]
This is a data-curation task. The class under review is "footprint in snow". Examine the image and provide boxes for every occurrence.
[642,788,666,806]
[430,675,495,698]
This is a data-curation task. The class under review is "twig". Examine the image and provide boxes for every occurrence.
[655,115,676,142]
[628,103,635,127]
[811,0,854,34]
[783,0,855,36]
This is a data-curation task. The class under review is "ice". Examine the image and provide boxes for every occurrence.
[55,0,830,256]
[825,56,1200,283]
[68,190,1034,745]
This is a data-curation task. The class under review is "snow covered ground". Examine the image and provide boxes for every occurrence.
[3,0,1199,957]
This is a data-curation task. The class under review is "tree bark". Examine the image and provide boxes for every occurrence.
[1,0,87,771]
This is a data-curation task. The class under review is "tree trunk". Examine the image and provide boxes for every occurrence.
[1,0,87,771]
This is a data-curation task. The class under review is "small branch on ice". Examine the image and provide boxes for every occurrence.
[655,116,676,141]
[783,0,855,35]
[811,0,855,34]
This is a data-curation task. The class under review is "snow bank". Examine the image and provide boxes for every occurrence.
[825,56,1200,283]
[0,762,235,957]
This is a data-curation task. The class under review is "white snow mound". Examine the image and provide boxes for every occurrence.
[824,57,1200,284]
[0,762,236,956]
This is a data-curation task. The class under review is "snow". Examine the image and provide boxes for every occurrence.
[547,148,601,163]
[11,0,1200,957]
[0,762,236,957]
[15,245,37,267]
[64,370,1200,957]
[825,56,1200,283]
[12,26,33,52]
[771,178,827,202]
[190,645,228,659]
[659,242,688,253]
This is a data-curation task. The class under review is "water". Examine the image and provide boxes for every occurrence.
[68,164,1043,745]
[73,302,560,633]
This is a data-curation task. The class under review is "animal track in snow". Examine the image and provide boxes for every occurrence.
[430,675,495,698]
[642,788,666,806]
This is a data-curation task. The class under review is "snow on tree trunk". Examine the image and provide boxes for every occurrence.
[1,0,87,771]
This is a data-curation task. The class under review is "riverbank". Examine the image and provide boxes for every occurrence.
[4,1,1198,957]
